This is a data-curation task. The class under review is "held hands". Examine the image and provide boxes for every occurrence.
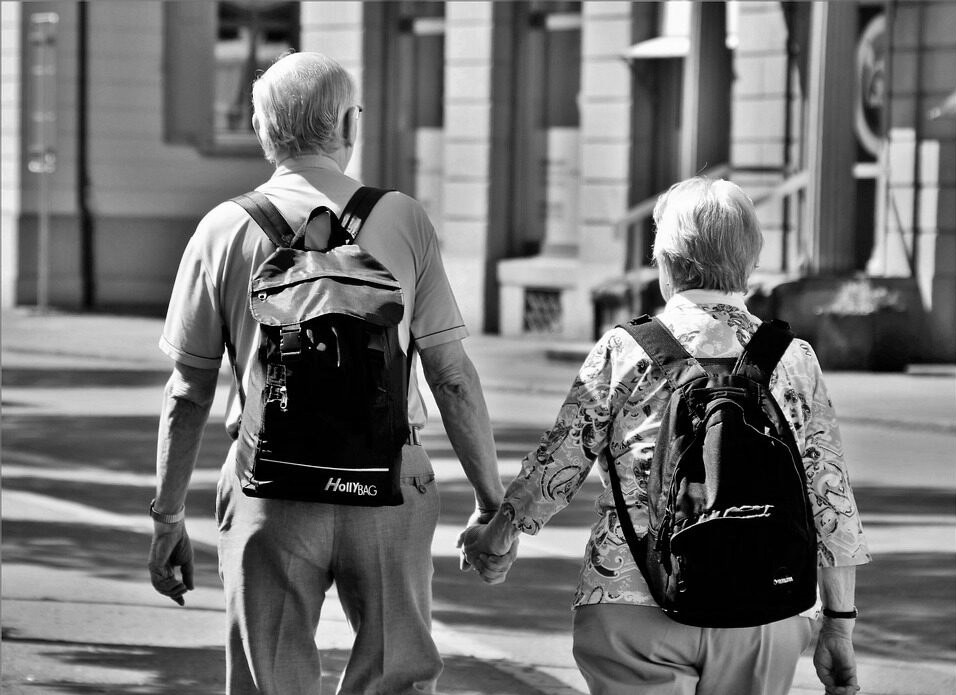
[147,520,194,606]
[813,618,861,695]
[456,509,519,584]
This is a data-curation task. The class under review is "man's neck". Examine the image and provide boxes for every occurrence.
[275,147,350,169]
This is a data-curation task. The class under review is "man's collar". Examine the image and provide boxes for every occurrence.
[274,152,343,175]
[665,289,749,311]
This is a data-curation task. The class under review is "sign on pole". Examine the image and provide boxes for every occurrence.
[28,12,58,311]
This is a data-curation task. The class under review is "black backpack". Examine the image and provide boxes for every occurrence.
[607,315,817,627]
[228,187,409,506]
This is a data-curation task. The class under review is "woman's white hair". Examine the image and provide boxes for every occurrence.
[251,52,356,164]
[651,177,763,293]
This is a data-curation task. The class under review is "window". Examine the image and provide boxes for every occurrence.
[214,2,299,144]
[164,1,299,156]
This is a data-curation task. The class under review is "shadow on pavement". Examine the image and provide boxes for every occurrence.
[2,640,225,694]
[0,520,221,588]
[1,642,554,695]
[1,368,172,389]
[1,415,232,474]
[3,397,954,676]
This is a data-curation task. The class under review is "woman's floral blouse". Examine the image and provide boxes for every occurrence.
[501,290,871,609]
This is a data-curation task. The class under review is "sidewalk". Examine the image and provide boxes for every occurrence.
[2,308,955,695]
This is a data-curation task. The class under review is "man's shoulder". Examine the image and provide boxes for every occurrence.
[368,189,427,222]
[199,198,253,231]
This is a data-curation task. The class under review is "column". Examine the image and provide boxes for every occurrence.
[575,2,634,336]
[680,1,732,179]
[1,2,22,306]
[441,1,495,331]
[300,2,365,180]
[804,1,857,275]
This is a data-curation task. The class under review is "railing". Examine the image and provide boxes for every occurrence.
[614,164,809,278]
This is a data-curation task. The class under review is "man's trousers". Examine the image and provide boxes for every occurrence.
[572,603,813,695]
[216,444,442,694]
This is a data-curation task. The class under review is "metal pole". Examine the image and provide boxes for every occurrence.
[28,12,58,312]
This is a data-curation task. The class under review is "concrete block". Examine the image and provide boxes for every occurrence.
[932,229,956,274]
[733,56,766,97]
[582,17,632,59]
[445,2,492,24]
[889,96,917,129]
[443,256,485,332]
[445,25,492,61]
[443,181,489,220]
[581,61,631,99]
[303,1,362,27]
[305,30,363,64]
[438,219,487,256]
[937,141,956,187]
[446,65,491,100]
[928,276,956,360]
[498,283,525,336]
[581,143,629,182]
[924,109,956,141]
[733,97,786,141]
[888,129,916,184]
[919,139,941,185]
[444,142,489,179]
[563,284,595,339]
[891,51,919,95]
[735,4,786,53]
[444,103,491,140]
[890,4,921,49]
[922,49,956,92]
[497,256,580,289]
[919,187,939,234]
[583,2,633,20]
[578,183,628,223]
[925,3,956,47]
[937,187,956,233]
[580,101,631,141]
[578,224,627,266]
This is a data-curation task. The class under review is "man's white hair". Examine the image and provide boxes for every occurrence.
[251,52,356,164]
[652,177,763,293]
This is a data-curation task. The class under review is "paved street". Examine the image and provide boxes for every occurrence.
[2,308,955,694]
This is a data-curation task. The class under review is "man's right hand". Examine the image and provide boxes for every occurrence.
[147,521,194,606]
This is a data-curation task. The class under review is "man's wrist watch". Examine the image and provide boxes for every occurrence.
[822,606,858,619]
[149,498,185,524]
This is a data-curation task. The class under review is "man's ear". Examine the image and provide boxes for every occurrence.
[342,107,358,147]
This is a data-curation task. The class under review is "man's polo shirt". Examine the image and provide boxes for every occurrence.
[160,153,468,434]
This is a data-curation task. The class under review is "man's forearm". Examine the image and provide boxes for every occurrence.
[430,359,504,511]
[154,366,218,513]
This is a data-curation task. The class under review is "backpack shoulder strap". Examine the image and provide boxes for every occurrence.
[734,319,794,384]
[231,191,296,248]
[618,315,707,389]
[334,186,391,245]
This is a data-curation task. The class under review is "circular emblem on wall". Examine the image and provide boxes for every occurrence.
[855,14,886,158]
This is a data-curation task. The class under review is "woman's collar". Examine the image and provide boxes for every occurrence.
[666,289,749,311]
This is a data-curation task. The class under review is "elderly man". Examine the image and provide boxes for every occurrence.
[147,52,505,694]
[465,177,870,695]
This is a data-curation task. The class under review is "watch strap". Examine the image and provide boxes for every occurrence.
[822,607,858,619]
[149,499,185,524]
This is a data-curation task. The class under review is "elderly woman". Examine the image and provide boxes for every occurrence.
[463,177,870,695]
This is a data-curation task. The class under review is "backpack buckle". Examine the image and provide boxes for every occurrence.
[280,325,303,363]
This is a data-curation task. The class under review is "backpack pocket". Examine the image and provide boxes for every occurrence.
[664,507,815,627]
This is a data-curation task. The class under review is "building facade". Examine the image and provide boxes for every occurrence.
[2,1,954,360]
